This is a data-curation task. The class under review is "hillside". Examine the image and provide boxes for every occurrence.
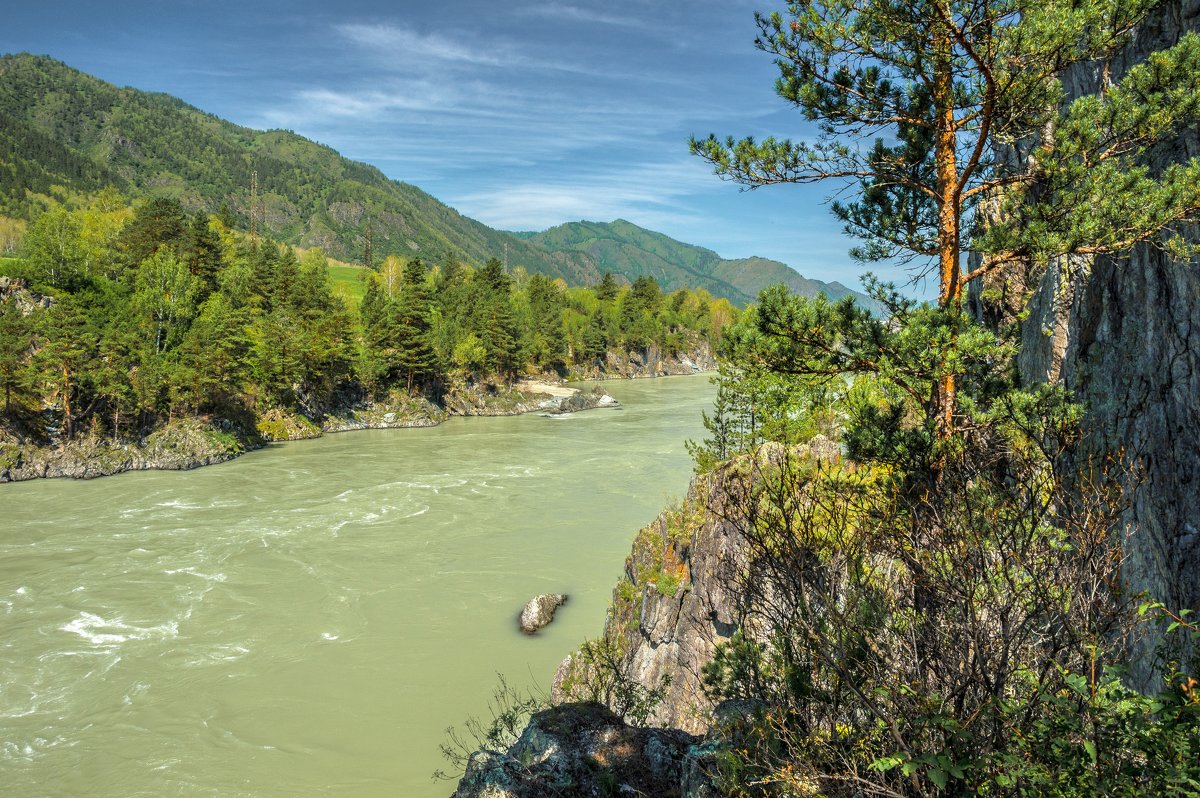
[0,53,597,283]
[526,219,865,306]
[0,53,867,307]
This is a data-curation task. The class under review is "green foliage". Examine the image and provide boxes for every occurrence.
[691,278,1197,798]
[0,299,34,414]
[23,205,87,289]
[691,0,1199,281]
[435,674,547,780]
[680,3,1200,794]
[2,191,730,449]
[558,636,672,728]
[0,54,596,286]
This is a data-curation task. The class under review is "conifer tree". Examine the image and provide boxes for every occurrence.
[117,197,187,273]
[692,0,1200,432]
[394,258,438,392]
[473,258,518,375]
[595,272,619,302]
[180,213,222,293]
[0,300,33,414]
[34,296,96,439]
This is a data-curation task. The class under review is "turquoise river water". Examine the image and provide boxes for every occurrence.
[0,375,715,797]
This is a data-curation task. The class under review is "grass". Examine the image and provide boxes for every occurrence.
[0,252,369,312]
[327,262,369,309]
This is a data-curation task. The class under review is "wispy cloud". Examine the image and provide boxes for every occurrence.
[451,159,716,231]
[335,23,509,67]
[518,4,646,29]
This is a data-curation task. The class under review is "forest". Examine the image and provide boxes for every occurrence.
[0,189,734,444]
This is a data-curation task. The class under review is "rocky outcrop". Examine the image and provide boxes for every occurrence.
[0,276,53,313]
[553,439,839,735]
[541,387,619,415]
[569,342,717,381]
[0,418,252,482]
[970,0,1200,686]
[520,594,567,634]
[451,702,714,798]
[321,392,446,434]
[441,381,618,418]
[0,380,614,483]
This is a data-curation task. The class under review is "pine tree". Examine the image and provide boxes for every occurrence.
[692,0,1200,432]
[118,197,187,273]
[34,296,96,439]
[180,213,222,293]
[358,275,400,392]
[595,272,619,302]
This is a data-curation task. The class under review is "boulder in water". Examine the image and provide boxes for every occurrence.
[520,594,567,634]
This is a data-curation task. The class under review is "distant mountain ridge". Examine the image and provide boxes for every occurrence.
[524,219,863,306]
[0,52,869,307]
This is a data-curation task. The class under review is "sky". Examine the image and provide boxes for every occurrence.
[1,0,927,293]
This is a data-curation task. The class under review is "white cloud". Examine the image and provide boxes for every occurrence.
[335,23,509,67]
[451,160,716,231]
[519,4,646,29]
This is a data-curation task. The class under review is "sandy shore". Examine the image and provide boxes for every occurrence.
[514,379,579,398]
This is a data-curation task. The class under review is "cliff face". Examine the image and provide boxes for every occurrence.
[552,439,839,735]
[568,341,718,381]
[553,465,747,734]
[981,0,1200,684]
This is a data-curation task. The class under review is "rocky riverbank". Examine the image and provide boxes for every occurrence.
[0,418,253,482]
[454,440,840,797]
[0,379,620,484]
[569,341,717,380]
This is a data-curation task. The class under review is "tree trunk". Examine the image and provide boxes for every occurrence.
[932,11,962,437]
[61,362,73,440]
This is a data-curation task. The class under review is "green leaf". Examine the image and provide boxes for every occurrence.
[872,755,904,772]
[929,768,948,790]
[1084,741,1097,763]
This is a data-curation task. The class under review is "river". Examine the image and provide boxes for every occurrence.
[0,375,715,797]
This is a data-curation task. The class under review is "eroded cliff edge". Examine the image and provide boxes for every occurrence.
[971,0,1200,685]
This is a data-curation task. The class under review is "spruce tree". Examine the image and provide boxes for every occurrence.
[595,271,619,302]
[394,258,438,392]
[0,300,33,415]
[473,258,518,376]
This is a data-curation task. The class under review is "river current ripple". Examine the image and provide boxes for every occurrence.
[0,376,715,797]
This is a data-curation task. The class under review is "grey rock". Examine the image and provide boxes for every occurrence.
[542,388,619,415]
[553,442,838,734]
[969,0,1200,688]
[452,702,708,798]
[519,594,567,634]
[568,342,718,381]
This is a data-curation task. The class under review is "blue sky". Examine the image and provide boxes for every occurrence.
[2,0,925,293]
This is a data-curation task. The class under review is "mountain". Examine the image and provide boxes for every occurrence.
[0,53,868,307]
[524,219,865,306]
[0,53,597,283]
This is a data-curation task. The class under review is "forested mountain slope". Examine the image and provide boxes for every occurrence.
[0,53,868,307]
[0,54,597,282]
[524,219,864,306]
